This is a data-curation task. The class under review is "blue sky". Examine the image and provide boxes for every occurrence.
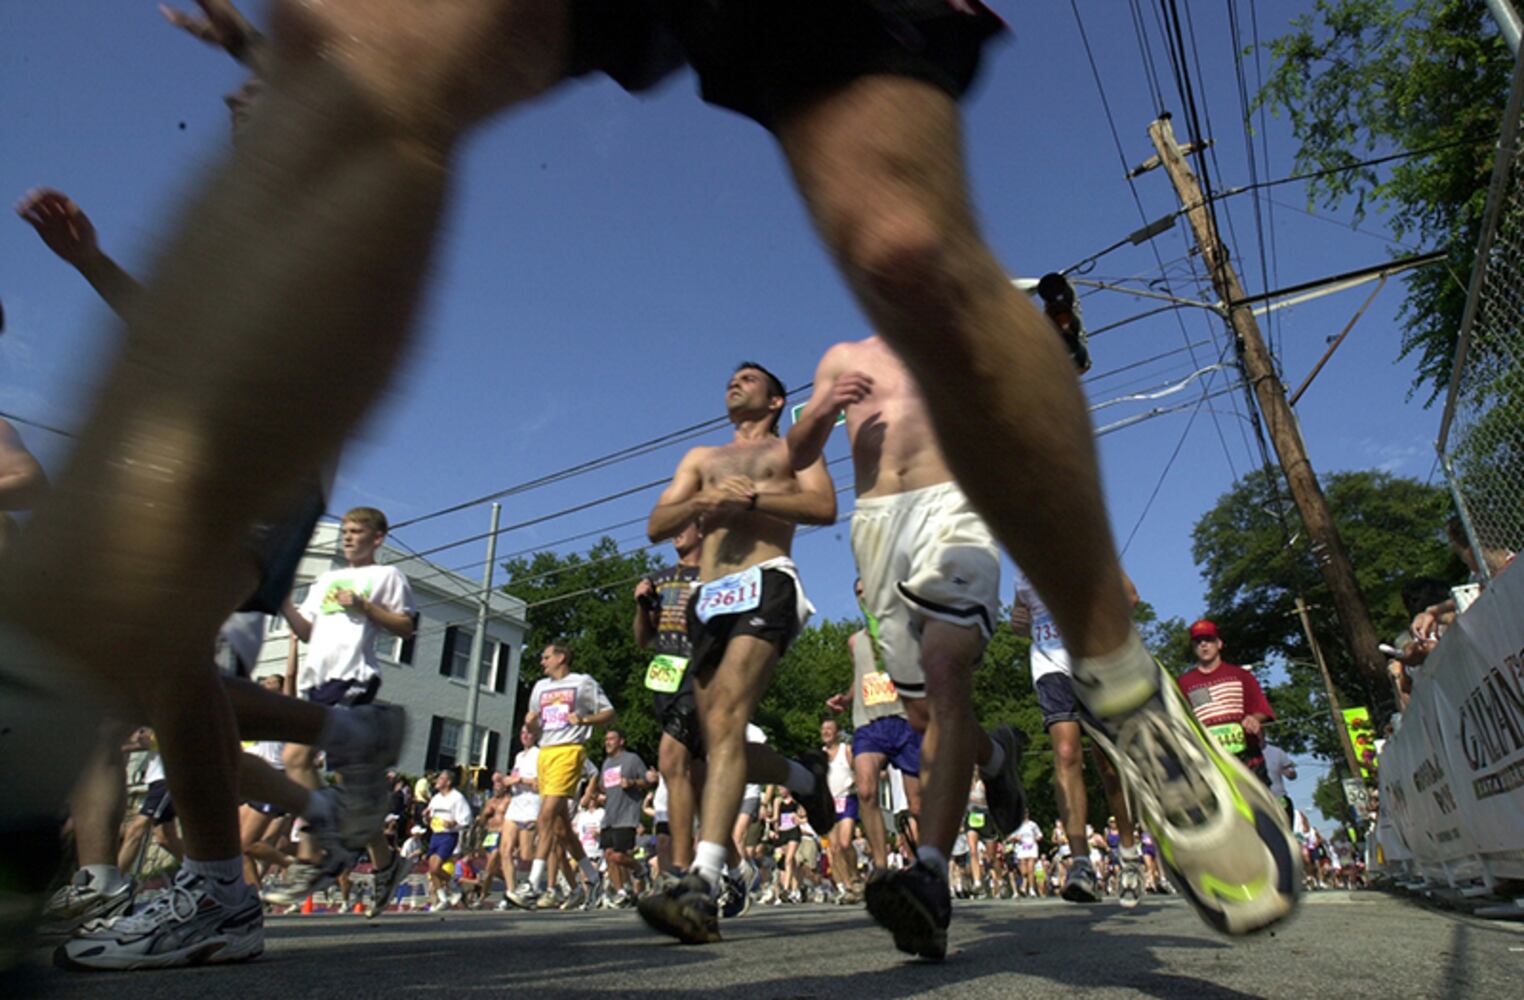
[1,2,1459,824]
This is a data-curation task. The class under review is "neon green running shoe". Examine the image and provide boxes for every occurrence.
[1073,635,1301,935]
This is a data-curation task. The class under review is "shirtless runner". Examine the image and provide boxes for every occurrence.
[637,362,838,943]
[790,334,1026,958]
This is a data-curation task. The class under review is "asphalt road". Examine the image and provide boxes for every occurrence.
[15,890,1524,999]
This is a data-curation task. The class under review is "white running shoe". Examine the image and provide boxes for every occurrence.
[1073,636,1301,935]
[56,870,263,970]
[43,871,135,933]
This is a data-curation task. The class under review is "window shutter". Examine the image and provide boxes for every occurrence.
[440,626,458,677]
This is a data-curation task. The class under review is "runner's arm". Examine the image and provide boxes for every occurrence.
[161,0,272,75]
[785,344,859,470]
[649,447,724,542]
[281,596,314,642]
[354,594,414,638]
[16,188,144,321]
[632,577,659,648]
[753,455,836,526]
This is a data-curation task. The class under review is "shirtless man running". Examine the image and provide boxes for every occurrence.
[477,773,510,897]
[638,362,837,943]
[790,334,1026,959]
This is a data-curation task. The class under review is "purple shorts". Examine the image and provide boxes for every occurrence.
[834,794,860,824]
[851,716,921,777]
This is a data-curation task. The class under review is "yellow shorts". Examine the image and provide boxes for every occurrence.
[537,744,587,799]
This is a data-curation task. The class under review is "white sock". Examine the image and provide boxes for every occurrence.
[529,859,547,892]
[82,864,125,893]
[916,847,948,879]
[980,737,1006,778]
[578,858,599,882]
[184,857,247,906]
[784,761,816,795]
[693,841,728,894]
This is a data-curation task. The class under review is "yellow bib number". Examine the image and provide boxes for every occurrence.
[644,654,689,694]
[861,671,898,706]
[1208,722,1246,754]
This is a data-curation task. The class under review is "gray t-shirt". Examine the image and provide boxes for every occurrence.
[1262,743,1294,799]
[600,750,647,830]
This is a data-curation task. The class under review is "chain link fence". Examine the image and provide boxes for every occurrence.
[1437,46,1524,580]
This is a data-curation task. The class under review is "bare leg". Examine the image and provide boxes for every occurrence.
[1049,721,1089,857]
[692,637,779,852]
[71,724,131,869]
[775,78,1131,658]
[239,753,310,817]
[898,620,984,856]
[1092,746,1135,849]
[853,753,889,869]
[658,733,697,871]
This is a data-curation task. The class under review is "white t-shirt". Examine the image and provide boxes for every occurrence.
[1015,568,1070,681]
[1015,819,1042,858]
[529,672,613,748]
[426,788,473,833]
[1262,743,1294,799]
[507,747,541,823]
[574,807,604,858]
[298,563,415,691]
[743,724,767,801]
[653,776,669,823]
[243,740,285,769]
[143,751,165,785]
[401,835,426,861]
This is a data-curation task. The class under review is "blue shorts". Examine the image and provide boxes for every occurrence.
[1034,672,1099,729]
[427,832,459,860]
[834,794,860,823]
[851,716,921,777]
[303,675,380,708]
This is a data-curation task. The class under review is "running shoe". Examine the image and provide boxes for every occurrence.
[56,870,263,970]
[535,888,564,911]
[794,749,837,836]
[717,873,750,918]
[366,850,407,918]
[1061,859,1099,903]
[637,873,720,944]
[864,863,951,961]
[502,884,541,910]
[1119,859,1144,909]
[43,871,135,933]
[560,883,588,911]
[580,877,604,912]
[1072,639,1301,935]
[982,724,1029,837]
[261,852,348,908]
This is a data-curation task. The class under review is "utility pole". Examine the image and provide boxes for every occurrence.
[1146,114,1388,688]
[461,502,501,772]
[1293,597,1364,781]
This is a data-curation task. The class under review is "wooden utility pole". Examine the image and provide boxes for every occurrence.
[1293,597,1365,781]
[1146,114,1387,688]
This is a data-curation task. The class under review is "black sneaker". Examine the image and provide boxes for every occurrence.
[1062,858,1100,903]
[864,863,951,961]
[717,873,750,919]
[794,749,837,837]
[636,873,720,944]
[982,724,1028,837]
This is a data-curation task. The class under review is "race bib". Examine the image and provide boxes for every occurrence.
[482,832,499,850]
[1031,612,1063,652]
[430,816,448,833]
[780,812,798,830]
[1207,722,1247,754]
[603,767,623,789]
[833,795,848,813]
[968,810,987,829]
[541,701,571,731]
[644,654,689,693]
[693,566,763,624]
[861,671,898,706]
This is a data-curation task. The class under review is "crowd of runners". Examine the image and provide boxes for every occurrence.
[1,0,1310,977]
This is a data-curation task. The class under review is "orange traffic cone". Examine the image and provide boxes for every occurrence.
[353,902,365,914]
[300,895,315,915]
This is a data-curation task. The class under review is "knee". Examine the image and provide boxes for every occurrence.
[1053,737,1083,773]
[833,203,952,300]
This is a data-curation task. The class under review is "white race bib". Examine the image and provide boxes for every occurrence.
[694,566,763,624]
[1031,611,1063,652]
[541,701,570,731]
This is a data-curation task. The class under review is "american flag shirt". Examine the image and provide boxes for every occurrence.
[1176,662,1274,764]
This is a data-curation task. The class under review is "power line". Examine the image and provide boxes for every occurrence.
[0,408,74,439]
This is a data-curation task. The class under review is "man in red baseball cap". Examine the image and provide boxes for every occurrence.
[1178,620,1275,784]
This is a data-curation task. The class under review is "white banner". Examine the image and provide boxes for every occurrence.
[1375,561,1524,883]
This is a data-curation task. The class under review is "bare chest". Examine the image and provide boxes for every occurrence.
[701,438,792,485]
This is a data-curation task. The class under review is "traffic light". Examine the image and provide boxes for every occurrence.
[1035,273,1090,374]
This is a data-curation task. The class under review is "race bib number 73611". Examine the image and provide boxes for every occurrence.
[694,566,763,624]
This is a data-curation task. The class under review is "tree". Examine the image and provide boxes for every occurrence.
[1191,467,1464,757]
[1254,0,1512,401]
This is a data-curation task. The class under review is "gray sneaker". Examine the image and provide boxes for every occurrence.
[57,870,263,970]
[1062,859,1100,903]
[261,854,347,908]
[366,850,407,918]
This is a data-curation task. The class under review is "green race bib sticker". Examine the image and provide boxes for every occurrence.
[644,654,689,694]
[968,810,987,829]
[1207,722,1246,754]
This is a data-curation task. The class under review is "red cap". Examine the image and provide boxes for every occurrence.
[1189,619,1220,640]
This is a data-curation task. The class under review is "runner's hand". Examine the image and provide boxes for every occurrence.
[825,692,849,714]
[828,370,874,411]
[160,0,265,67]
[15,188,99,267]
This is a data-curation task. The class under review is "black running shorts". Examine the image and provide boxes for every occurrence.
[570,0,1005,128]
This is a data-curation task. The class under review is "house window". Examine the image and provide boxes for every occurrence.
[426,716,462,771]
[441,626,500,688]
